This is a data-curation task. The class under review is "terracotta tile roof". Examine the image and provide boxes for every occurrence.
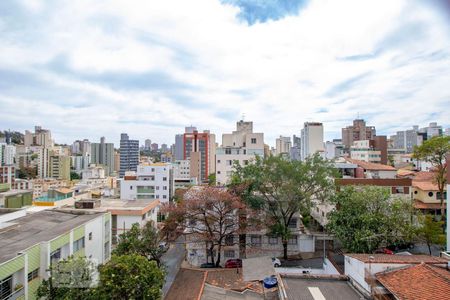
[345,158,396,171]
[413,200,445,210]
[412,171,441,191]
[397,169,417,177]
[376,263,450,300]
[346,254,448,264]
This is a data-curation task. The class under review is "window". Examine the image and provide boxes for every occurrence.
[225,235,234,246]
[217,160,221,164]
[217,171,221,174]
[244,160,249,165]
[104,241,110,260]
[288,218,297,229]
[288,235,298,245]
[0,276,12,300]
[428,192,434,197]
[89,232,92,240]
[251,235,261,247]
[225,148,231,154]
[226,160,232,166]
[224,250,235,258]
[163,195,167,199]
[156,186,159,190]
[163,177,167,181]
[163,186,167,190]
[251,138,257,144]
[73,237,85,252]
[28,268,39,282]
[243,149,246,154]
[130,186,133,190]
[50,249,61,264]
[268,236,278,245]
[142,214,146,220]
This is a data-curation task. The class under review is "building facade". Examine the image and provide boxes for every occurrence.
[119,134,139,178]
[120,163,172,202]
[300,122,324,160]
[183,129,216,183]
[91,137,115,176]
[215,120,264,185]
[275,136,291,156]
[342,119,376,151]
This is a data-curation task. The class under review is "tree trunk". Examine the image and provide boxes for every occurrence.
[283,241,288,260]
[239,208,247,259]
[427,241,432,256]
[440,190,446,231]
[215,244,222,267]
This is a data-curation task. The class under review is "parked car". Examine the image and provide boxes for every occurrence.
[225,259,242,268]
[375,248,394,255]
[200,263,216,268]
[387,243,414,252]
[272,257,281,267]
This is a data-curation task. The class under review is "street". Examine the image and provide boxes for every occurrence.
[161,237,185,296]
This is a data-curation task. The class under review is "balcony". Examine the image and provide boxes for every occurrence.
[4,286,24,300]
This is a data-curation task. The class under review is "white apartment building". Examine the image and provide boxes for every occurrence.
[300,122,324,160]
[0,143,16,166]
[350,140,381,163]
[120,163,172,202]
[0,209,111,300]
[215,120,264,185]
[275,136,291,156]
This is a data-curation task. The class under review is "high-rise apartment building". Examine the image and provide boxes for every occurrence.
[183,128,216,183]
[174,134,184,160]
[215,120,264,185]
[341,119,376,150]
[350,140,382,163]
[300,122,324,160]
[0,143,16,166]
[144,139,152,151]
[49,154,71,180]
[91,137,115,176]
[275,136,292,156]
[24,126,53,148]
[391,126,423,153]
[119,133,139,177]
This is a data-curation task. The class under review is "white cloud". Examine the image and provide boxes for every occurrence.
[0,0,449,146]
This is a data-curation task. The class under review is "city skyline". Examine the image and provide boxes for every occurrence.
[1,0,449,145]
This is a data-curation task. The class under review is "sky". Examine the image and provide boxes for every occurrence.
[0,0,449,147]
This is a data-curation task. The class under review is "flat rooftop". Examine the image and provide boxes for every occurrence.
[0,209,104,264]
[281,277,362,300]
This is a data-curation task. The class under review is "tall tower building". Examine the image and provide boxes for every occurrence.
[91,137,115,176]
[183,128,215,183]
[341,119,376,150]
[174,134,184,161]
[300,122,324,160]
[119,133,139,178]
[275,136,292,156]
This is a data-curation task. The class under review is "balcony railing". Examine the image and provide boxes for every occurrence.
[5,287,24,300]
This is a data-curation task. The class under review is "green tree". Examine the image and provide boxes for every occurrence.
[96,254,164,300]
[417,214,446,255]
[208,173,216,186]
[113,223,166,267]
[327,186,416,253]
[413,135,450,218]
[70,172,81,180]
[36,256,95,299]
[230,154,336,259]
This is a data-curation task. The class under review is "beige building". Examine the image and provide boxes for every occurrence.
[300,122,324,160]
[49,153,71,181]
[215,120,264,185]
[350,140,381,163]
[275,136,291,156]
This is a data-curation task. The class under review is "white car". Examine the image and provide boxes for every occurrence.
[272,257,281,267]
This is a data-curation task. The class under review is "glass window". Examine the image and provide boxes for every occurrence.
[225,148,231,154]
[251,235,261,247]
[288,218,297,229]
[224,250,235,258]
[163,177,167,181]
[73,237,85,252]
[251,138,257,144]
[50,248,61,264]
[104,241,110,260]
[268,236,278,245]
[0,276,12,300]
[89,232,92,240]
[288,235,298,245]
[225,235,234,246]
[28,268,39,282]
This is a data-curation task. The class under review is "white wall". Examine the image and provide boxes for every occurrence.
[84,215,105,264]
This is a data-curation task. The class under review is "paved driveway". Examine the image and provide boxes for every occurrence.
[161,237,185,296]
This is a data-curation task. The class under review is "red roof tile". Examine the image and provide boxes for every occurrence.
[345,159,396,171]
[346,254,448,264]
[376,263,450,300]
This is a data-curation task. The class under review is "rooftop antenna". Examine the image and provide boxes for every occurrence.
[241,113,246,121]
[357,112,360,119]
